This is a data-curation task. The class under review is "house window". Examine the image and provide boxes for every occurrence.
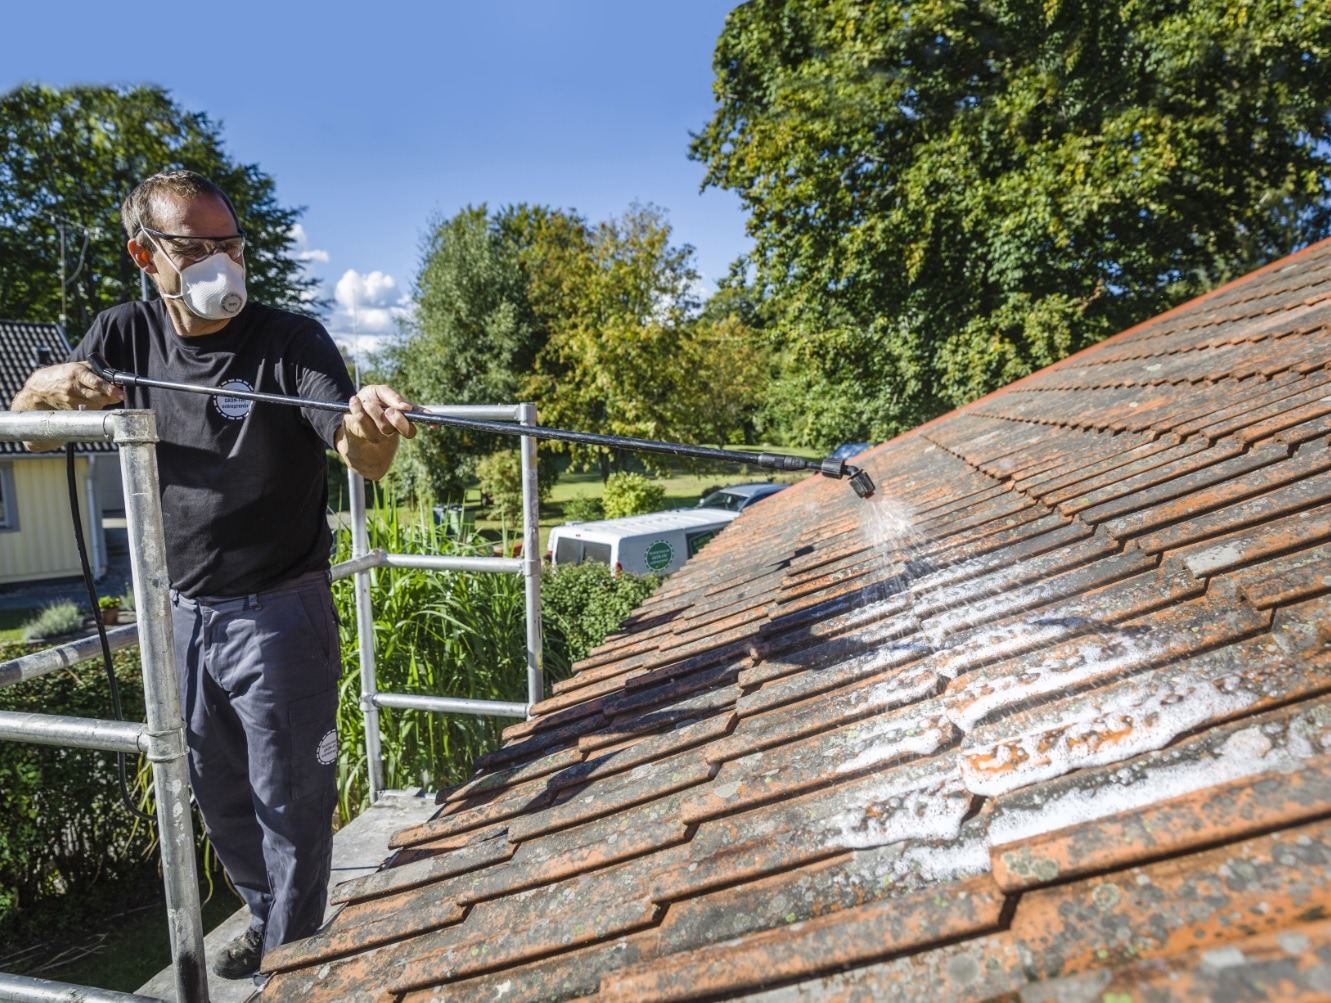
[0,463,15,530]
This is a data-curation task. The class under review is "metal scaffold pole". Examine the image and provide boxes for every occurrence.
[116,411,210,1003]
[519,402,545,710]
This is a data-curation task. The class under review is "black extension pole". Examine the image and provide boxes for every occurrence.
[88,355,875,498]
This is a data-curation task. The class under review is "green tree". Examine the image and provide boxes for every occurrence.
[390,201,768,501]
[692,0,1331,445]
[0,84,322,336]
[527,203,764,477]
[526,203,696,476]
[381,203,585,502]
[691,285,775,446]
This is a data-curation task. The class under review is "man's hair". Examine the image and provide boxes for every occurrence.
[121,170,240,240]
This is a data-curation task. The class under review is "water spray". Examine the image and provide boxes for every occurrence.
[88,356,876,498]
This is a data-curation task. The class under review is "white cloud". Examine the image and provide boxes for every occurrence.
[332,331,395,362]
[289,223,330,264]
[332,267,399,317]
[327,268,414,366]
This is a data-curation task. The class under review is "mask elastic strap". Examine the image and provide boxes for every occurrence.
[136,228,185,301]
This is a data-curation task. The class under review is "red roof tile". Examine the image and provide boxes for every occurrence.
[256,237,1331,1001]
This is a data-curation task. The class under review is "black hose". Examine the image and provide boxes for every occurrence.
[65,444,156,822]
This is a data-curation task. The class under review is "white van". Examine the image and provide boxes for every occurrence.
[548,507,738,575]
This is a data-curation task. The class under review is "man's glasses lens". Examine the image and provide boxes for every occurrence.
[142,228,245,262]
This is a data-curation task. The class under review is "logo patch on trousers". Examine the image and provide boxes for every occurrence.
[316,729,338,766]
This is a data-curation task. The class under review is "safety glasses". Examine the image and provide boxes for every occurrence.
[138,226,246,264]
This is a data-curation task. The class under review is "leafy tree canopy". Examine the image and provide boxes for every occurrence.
[381,203,582,501]
[526,201,773,476]
[386,202,771,502]
[0,84,322,336]
[692,0,1331,445]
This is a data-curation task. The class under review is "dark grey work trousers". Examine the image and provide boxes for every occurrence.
[170,569,341,957]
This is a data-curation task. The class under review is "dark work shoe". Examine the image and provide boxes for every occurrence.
[212,926,264,979]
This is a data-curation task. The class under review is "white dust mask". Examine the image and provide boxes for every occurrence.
[156,247,247,320]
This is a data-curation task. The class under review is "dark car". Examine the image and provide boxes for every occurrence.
[695,482,788,513]
[830,442,872,461]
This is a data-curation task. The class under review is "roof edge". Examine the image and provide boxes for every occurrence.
[895,234,1331,446]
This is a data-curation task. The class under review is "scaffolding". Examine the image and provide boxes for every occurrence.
[338,401,543,802]
[0,409,206,1003]
[0,401,545,1001]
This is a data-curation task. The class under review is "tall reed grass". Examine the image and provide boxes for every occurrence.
[331,504,529,820]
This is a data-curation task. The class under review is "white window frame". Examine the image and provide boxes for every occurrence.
[0,461,16,530]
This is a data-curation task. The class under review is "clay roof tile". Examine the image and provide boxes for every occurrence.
[257,237,1331,1001]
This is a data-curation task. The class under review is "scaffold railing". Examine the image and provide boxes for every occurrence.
[0,409,208,1003]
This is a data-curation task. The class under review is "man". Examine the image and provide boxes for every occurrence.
[11,170,415,980]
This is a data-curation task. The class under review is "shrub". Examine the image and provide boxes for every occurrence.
[476,450,523,521]
[602,472,665,519]
[541,562,662,678]
[21,602,83,641]
[562,495,604,522]
[0,644,156,947]
[475,449,555,524]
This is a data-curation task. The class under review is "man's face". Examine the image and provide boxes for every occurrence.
[132,193,244,296]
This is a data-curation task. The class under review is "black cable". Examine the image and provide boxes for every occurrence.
[65,443,156,822]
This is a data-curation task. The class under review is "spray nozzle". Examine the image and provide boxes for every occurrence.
[846,466,876,499]
[813,456,875,499]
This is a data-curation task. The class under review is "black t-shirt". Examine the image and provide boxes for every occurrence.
[69,299,356,598]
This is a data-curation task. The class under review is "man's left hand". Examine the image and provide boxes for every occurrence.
[344,385,418,443]
[337,385,418,480]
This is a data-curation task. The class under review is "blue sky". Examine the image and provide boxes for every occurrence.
[4,1,750,354]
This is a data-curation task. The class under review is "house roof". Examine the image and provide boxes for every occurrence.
[257,238,1331,1002]
[0,319,112,455]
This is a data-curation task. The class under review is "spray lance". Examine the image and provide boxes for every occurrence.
[88,356,877,499]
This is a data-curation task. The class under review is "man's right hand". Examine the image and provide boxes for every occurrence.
[12,361,127,412]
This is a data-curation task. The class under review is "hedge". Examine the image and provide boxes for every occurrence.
[0,644,157,948]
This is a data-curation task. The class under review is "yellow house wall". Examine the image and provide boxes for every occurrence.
[0,455,95,585]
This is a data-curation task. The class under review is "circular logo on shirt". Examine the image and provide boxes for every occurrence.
[215,379,254,421]
[316,729,338,766]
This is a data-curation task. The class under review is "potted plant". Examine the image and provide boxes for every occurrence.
[98,595,121,625]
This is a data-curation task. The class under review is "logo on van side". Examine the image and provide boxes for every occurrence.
[644,540,674,571]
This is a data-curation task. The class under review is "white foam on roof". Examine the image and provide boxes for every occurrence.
[987,706,1329,846]
[946,628,1166,732]
[961,676,1260,797]
[823,768,971,851]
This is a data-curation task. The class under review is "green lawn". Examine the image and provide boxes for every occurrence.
[468,446,818,555]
